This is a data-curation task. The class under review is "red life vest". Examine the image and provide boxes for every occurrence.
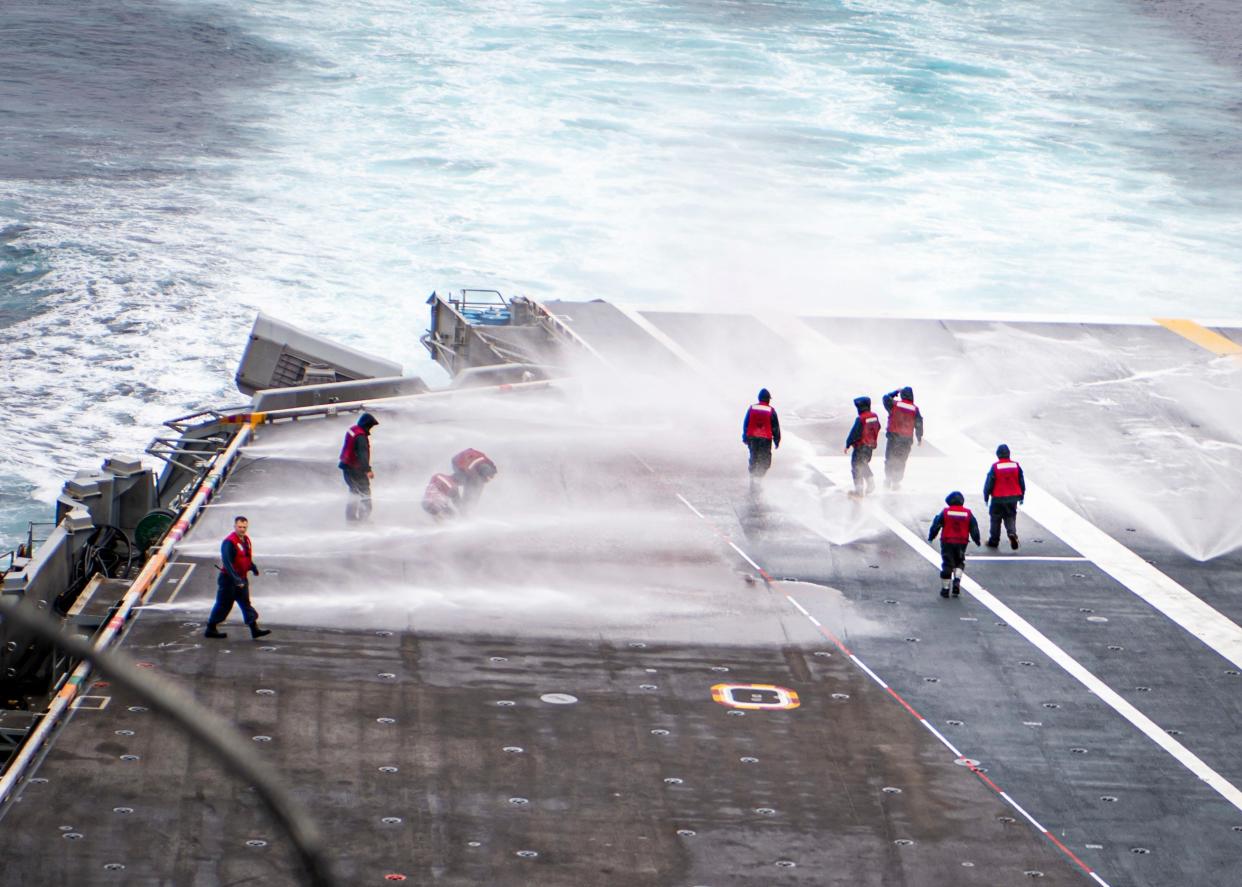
[226,531,253,577]
[745,403,775,440]
[991,460,1023,498]
[887,400,917,437]
[339,425,366,469]
[452,448,495,479]
[423,473,459,515]
[425,473,459,502]
[859,411,881,448]
[940,507,972,544]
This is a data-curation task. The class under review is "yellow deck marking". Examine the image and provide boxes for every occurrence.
[1155,318,1242,357]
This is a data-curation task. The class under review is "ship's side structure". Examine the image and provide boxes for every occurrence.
[2,296,1241,886]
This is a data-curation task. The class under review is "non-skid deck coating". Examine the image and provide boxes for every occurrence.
[5,310,1242,887]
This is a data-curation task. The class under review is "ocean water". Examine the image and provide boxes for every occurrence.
[3,0,1242,549]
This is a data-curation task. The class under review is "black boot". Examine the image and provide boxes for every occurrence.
[985,539,1000,549]
[940,587,950,598]
[951,578,961,596]
[1009,533,1020,550]
[249,622,272,640]
[205,625,228,639]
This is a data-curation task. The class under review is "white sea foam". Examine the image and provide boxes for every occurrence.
[3,0,1242,548]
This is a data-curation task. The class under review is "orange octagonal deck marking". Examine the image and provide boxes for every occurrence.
[711,683,800,711]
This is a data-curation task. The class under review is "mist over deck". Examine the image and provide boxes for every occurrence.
[4,306,1242,886]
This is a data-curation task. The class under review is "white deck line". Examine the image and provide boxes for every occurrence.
[933,428,1242,673]
[848,655,890,690]
[781,313,1242,673]
[919,720,963,758]
[632,311,1242,810]
[165,563,196,605]
[999,791,1048,833]
[728,541,763,572]
[970,556,1089,562]
[613,305,713,375]
[875,507,1242,815]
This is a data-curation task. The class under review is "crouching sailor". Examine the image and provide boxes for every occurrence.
[450,448,498,514]
[422,472,461,521]
[927,492,980,598]
[206,516,271,639]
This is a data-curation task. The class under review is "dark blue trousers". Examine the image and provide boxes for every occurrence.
[208,574,258,626]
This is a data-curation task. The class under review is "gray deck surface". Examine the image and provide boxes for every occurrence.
[5,310,1242,886]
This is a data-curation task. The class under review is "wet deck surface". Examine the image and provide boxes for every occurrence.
[5,311,1242,886]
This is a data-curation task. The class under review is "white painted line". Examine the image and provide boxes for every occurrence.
[1026,485,1242,668]
[1090,872,1111,887]
[919,720,963,758]
[782,316,1242,672]
[969,556,1088,562]
[728,541,763,572]
[614,305,713,375]
[785,595,811,618]
[929,427,1242,672]
[166,563,196,605]
[632,453,655,473]
[807,615,822,627]
[70,695,110,711]
[876,506,1242,815]
[675,494,705,520]
[1000,791,1048,833]
[849,655,890,690]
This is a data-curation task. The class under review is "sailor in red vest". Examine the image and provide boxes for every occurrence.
[843,395,881,497]
[927,491,980,598]
[983,444,1026,549]
[205,516,271,639]
[422,472,462,521]
[742,388,781,484]
[450,448,498,513]
[881,387,923,490]
[338,412,379,521]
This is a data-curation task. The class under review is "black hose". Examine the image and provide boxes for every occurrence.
[0,597,335,887]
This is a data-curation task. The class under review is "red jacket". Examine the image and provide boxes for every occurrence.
[886,400,918,437]
[939,507,974,544]
[339,424,369,470]
[989,460,1024,499]
[222,531,254,583]
[744,403,777,442]
[859,411,880,447]
[423,473,460,512]
[452,448,496,479]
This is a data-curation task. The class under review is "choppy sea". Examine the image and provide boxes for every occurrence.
[3,0,1242,549]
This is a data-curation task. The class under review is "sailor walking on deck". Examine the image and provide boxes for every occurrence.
[844,395,881,498]
[882,386,923,490]
[205,516,271,639]
[984,444,1026,549]
[742,389,781,486]
[928,492,980,598]
[339,412,378,522]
